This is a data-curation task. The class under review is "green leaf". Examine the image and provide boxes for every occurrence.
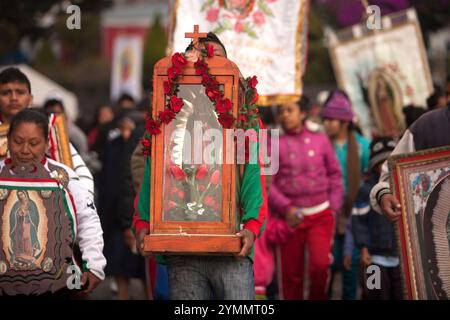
[201,0,215,11]
[223,19,233,29]
[246,29,258,39]
[257,0,274,17]
[213,24,226,35]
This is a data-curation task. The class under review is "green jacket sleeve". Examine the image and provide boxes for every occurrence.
[239,126,263,225]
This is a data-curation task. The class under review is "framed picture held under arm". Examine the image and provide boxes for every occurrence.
[389,146,450,300]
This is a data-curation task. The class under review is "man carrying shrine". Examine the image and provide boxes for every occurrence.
[133,32,267,300]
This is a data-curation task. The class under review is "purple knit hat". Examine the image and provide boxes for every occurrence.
[322,91,354,122]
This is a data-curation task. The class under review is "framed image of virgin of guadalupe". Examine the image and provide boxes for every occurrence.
[143,26,259,255]
[0,161,78,296]
[389,146,450,300]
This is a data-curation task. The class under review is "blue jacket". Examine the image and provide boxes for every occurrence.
[351,173,398,257]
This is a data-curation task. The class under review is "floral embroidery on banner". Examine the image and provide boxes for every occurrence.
[201,0,277,39]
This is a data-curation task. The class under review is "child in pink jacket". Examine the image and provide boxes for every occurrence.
[268,99,344,300]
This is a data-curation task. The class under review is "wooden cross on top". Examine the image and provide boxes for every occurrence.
[185,25,207,49]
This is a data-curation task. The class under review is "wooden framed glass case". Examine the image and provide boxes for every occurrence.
[144,54,246,255]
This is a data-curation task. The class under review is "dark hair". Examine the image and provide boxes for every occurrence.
[43,98,65,114]
[185,32,227,57]
[0,67,32,93]
[403,104,427,127]
[296,95,311,113]
[8,109,49,141]
[118,93,134,104]
[426,85,446,110]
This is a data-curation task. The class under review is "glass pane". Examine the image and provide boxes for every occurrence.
[162,84,223,222]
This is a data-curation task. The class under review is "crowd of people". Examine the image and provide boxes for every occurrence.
[0,30,449,300]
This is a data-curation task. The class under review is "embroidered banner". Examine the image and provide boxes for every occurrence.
[327,8,433,138]
[169,0,310,106]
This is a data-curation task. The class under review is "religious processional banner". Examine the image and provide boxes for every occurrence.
[110,35,143,102]
[168,0,310,106]
[327,8,433,138]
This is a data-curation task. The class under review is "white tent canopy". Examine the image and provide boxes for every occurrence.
[0,64,78,121]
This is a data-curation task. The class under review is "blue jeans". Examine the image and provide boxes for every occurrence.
[155,264,170,300]
[165,255,255,300]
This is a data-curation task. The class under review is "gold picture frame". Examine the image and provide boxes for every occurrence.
[0,124,8,159]
[48,114,73,168]
[388,146,450,300]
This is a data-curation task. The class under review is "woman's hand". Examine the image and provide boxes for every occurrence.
[80,271,101,294]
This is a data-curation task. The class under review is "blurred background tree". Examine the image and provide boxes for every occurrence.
[142,15,167,92]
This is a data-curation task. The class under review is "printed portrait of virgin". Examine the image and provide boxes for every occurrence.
[9,190,41,269]
[423,175,450,299]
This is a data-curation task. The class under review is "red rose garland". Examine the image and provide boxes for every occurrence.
[142,43,260,156]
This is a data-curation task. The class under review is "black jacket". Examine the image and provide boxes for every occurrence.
[352,173,398,257]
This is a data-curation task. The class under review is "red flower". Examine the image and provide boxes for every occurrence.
[216,98,232,114]
[164,81,173,95]
[218,113,235,128]
[251,91,259,104]
[248,76,258,89]
[146,119,161,135]
[237,114,248,123]
[204,196,216,208]
[158,109,176,124]
[168,200,177,210]
[171,52,187,68]
[170,187,178,194]
[170,165,186,181]
[206,87,222,102]
[195,164,208,180]
[210,170,221,185]
[252,11,266,26]
[194,59,208,75]
[206,43,215,58]
[234,20,244,33]
[177,190,185,199]
[170,95,184,112]
[168,66,182,80]
[198,184,206,192]
[206,8,219,22]
[141,138,151,149]
[141,138,151,156]
[201,74,218,88]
